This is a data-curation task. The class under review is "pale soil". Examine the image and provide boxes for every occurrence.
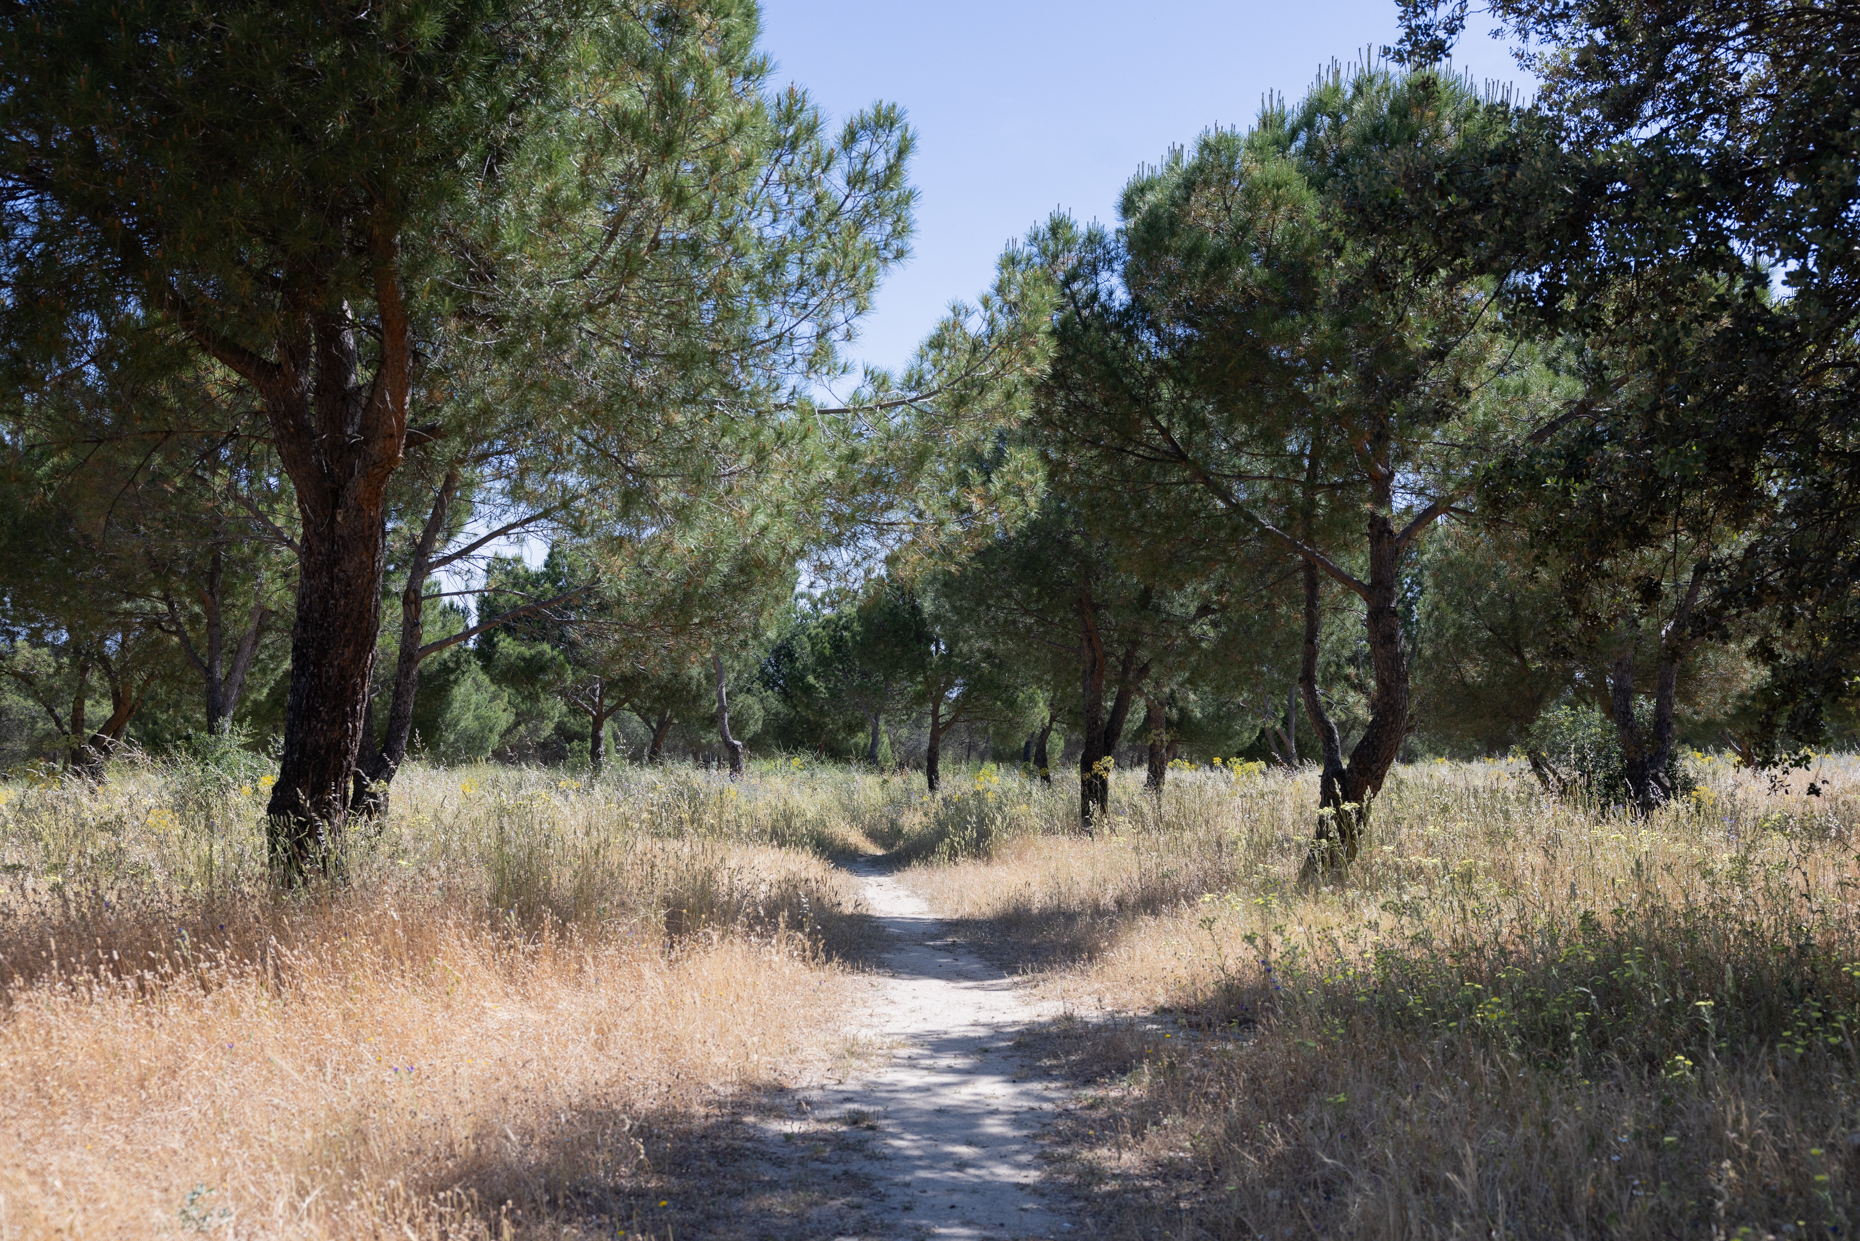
[738,859,1079,1241]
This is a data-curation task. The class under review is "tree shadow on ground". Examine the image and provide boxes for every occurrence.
[382,1083,913,1240]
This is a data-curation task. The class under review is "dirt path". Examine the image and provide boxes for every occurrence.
[763,858,1075,1240]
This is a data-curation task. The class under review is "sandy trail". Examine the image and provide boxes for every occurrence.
[769,858,1074,1240]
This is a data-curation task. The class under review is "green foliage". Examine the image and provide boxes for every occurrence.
[1523,703,1692,806]
[410,644,513,766]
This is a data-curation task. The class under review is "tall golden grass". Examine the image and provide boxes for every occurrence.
[7,751,1857,1238]
[902,754,1860,1238]
[0,760,894,1239]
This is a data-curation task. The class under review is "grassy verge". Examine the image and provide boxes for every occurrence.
[901,756,1860,1239]
[0,760,907,1239]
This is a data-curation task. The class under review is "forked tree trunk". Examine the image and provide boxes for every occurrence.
[1076,590,1145,828]
[215,252,416,883]
[350,482,582,814]
[1603,561,1705,812]
[353,469,457,813]
[647,708,675,763]
[1279,683,1299,767]
[923,679,968,793]
[165,544,271,736]
[713,653,745,778]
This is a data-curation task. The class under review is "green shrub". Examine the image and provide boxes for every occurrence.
[1522,702,1692,805]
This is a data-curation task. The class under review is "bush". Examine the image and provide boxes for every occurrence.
[1522,701,1692,805]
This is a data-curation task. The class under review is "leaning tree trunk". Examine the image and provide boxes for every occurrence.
[72,653,146,780]
[712,653,745,778]
[1297,508,1412,881]
[1033,714,1056,785]
[353,469,457,814]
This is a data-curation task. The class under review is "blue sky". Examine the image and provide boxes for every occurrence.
[757,1,1533,392]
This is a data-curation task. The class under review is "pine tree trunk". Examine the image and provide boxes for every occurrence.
[1298,508,1411,880]
[925,697,943,793]
[72,655,144,779]
[165,547,270,739]
[1077,590,1111,827]
[713,653,745,778]
[268,489,390,877]
[590,698,609,778]
[63,659,90,774]
[1605,563,1705,813]
[1282,682,1299,767]
[1298,560,1351,870]
[648,708,674,763]
[253,264,413,883]
[353,469,458,816]
[1144,693,1168,792]
[867,711,883,766]
[202,546,227,731]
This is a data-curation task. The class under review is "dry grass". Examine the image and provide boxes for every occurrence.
[0,760,902,1239]
[902,755,1860,1239]
[9,750,1859,1238]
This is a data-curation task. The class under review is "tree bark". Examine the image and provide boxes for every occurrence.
[270,476,391,874]
[923,676,970,793]
[647,707,674,763]
[1281,682,1299,767]
[1077,585,1146,829]
[926,695,944,793]
[713,653,745,778]
[73,651,149,779]
[352,468,457,815]
[1299,561,1347,800]
[64,658,89,774]
[1297,504,1412,879]
[232,250,414,883]
[1105,643,1143,753]
[1143,692,1169,792]
[165,546,272,738]
[1605,559,1704,812]
[1033,712,1056,785]
[1076,589,1111,827]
